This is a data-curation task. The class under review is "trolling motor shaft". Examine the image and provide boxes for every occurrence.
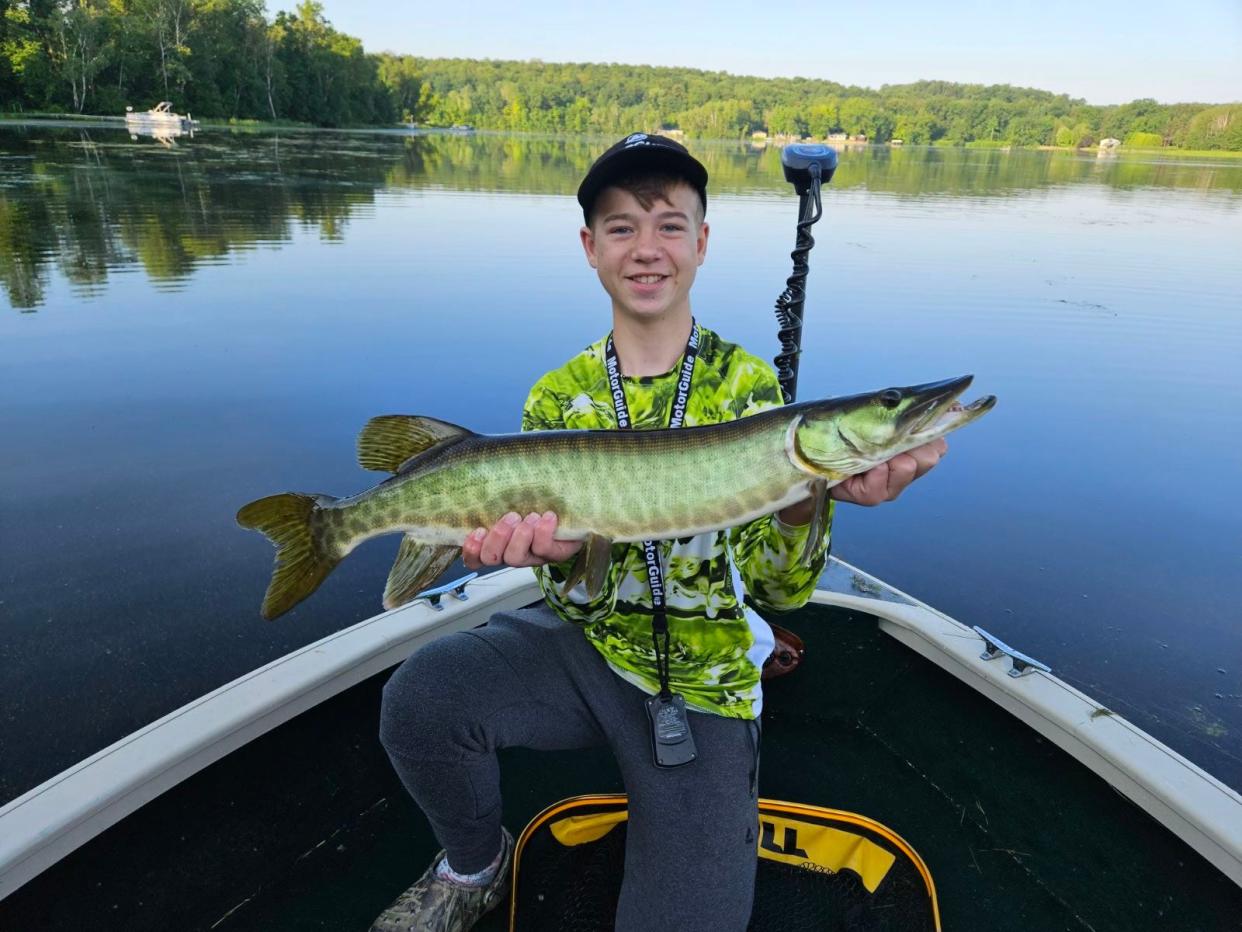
[773,143,838,404]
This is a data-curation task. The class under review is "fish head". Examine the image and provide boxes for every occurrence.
[789,375,996,479]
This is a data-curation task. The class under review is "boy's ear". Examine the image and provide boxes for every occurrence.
[580,224,598,269]
[696,221,710,265]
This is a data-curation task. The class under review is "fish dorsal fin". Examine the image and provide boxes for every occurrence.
[357,415,474,473]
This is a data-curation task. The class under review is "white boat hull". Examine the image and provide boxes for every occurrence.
[1,559,1239,901]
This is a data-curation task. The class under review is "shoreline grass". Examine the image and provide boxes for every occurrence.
[3,113,1241,158]
[1037,144,1242,159]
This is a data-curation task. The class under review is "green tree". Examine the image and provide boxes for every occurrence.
[1183,104,1242,150]
[838,96,876,136]
[268,1,387,126]
[133,0,192,101]
[185,0,267,119]
[1005,112,1054,146]
[676,98,755,138]
[377,53,432,123]
[1100,97,1163,141]
[893,109,935,145]
[804,98,840,136]
[39,0,112,113]
[765,103,806,137]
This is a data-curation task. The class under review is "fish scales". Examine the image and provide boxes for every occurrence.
[542,414,779,539]
[238,377,995,619]
[341,410,798,546]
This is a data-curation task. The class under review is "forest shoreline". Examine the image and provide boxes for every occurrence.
[5,114,1240,161]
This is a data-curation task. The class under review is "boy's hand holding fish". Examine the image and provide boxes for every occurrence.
[463,511,583,570]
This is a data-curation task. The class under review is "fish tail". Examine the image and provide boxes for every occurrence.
[237,492,340,620]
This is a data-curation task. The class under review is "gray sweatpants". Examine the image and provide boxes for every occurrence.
[379,605,761,932]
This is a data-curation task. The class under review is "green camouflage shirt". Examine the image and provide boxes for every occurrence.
[523,325,831,719]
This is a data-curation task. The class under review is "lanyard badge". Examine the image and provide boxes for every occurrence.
[646,692,697,767]
[605,322,701,769]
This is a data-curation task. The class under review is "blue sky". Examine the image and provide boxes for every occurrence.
[281,0,1241,105]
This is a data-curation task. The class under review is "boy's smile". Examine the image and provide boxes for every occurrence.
[580,183,709,326]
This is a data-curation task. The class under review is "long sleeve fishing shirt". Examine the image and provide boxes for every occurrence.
[524,325,831,719]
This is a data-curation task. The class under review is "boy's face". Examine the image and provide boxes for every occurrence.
[580,181,709,328]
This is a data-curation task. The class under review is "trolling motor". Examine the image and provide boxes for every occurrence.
[773,143,838,404]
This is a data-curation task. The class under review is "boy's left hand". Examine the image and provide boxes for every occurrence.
[830,438,947,507]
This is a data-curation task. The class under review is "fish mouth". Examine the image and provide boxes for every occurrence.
[900,375,997,441]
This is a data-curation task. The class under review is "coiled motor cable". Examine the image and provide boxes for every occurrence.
[773,145,837,403]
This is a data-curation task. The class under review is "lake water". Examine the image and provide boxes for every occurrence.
[2,124,1240,803]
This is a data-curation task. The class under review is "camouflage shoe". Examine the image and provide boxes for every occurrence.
[369,828,513,932]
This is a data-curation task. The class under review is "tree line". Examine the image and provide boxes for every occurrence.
[0,0,398,125]
[1,1,1238,150]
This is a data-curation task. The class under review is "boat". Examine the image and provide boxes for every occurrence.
[124,102,199,133]
[1,557,1240,930]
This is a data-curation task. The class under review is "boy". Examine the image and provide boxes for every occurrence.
[372,133,946,932]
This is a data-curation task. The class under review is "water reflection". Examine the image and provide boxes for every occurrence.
[129,126,195,148]
[1,124,1239,311]
[2,121,1241,805]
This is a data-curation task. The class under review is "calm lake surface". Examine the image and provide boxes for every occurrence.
[2,124,1240,803]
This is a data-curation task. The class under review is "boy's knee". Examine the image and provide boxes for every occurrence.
[379,634,479,756]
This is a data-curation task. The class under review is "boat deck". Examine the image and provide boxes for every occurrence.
[3,601,1239,930]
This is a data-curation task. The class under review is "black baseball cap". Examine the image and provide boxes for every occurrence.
[577,132,709,224]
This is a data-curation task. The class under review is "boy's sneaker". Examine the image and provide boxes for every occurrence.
[369,828,513,932]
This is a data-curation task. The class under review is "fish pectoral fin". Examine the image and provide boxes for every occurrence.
[800,478,831,564]
[560,533,613,601]
[357,415,474,473]
[383,537,461,610]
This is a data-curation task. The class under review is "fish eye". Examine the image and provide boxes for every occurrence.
[879,389,902,409]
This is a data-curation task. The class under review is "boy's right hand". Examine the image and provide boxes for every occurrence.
[462,511,584,570]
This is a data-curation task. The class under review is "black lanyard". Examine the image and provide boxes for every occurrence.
[603,320,699,700]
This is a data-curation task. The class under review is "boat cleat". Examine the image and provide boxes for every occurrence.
[972,625,1052,678]
[413,572,478,610]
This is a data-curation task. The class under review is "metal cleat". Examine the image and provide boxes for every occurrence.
[973,625,1051,678]
[414,573,478,610]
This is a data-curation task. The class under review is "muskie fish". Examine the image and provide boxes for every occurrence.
[238,375,995,619]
